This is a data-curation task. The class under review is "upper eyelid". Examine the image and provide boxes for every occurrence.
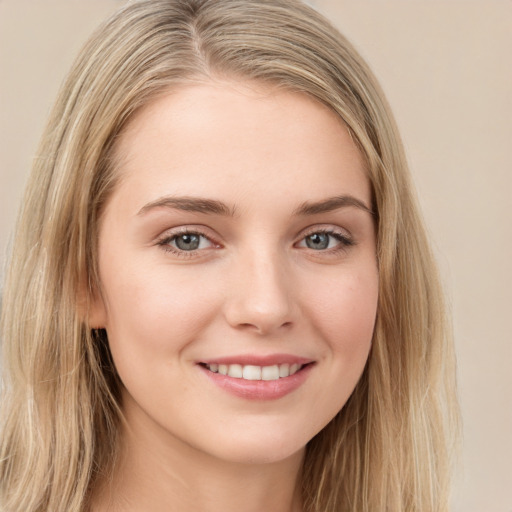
[156,225,217,241]
[155,224,352,246]
[297,224,352,239]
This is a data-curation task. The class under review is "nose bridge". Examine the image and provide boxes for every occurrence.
[224,244,295,334]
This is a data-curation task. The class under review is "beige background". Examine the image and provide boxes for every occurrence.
[0,1,510,510]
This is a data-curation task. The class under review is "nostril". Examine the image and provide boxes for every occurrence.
[236,320,293,335]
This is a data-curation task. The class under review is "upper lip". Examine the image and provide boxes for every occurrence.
[199,354,315,366]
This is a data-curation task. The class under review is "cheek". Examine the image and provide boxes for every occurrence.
[292,265,378,436]
[307,267,378,358]
[100,262,222,359]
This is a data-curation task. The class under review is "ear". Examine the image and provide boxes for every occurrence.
[87,291,108,329]
[77,277,108,329]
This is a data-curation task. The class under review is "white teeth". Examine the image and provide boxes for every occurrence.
[279,363,290,378]
[205,362,304,381]
[242,365,261,380]
[227,364,243,379]
[261,365,279,381]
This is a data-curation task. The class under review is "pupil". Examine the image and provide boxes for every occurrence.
[306,233,329,250]
[175,234,200,250]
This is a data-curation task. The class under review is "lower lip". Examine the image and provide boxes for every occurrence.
[198,364,314,400]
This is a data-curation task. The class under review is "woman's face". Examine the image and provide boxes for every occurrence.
[91,81,378,465]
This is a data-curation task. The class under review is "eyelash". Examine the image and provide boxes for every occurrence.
[156,227,217,259]
[299,229,354,254]
[156,227,354,258]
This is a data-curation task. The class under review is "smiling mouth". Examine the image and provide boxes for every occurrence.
[199,362,310,381]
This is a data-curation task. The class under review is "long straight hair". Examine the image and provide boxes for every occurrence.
[0,1,459,510]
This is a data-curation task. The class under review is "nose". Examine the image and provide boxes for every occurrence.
[223,250,297,335]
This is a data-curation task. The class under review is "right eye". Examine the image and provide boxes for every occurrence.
[168,233,212,251]
[157,228,218,258]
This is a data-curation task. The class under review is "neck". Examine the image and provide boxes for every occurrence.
[91,400,304,512]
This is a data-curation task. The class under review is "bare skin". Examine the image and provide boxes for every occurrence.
[90,80,378,511]
[92,406,303,512]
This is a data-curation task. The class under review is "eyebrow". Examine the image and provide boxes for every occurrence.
[293,195,374,216]
[137,194,373,217]
[137,196,236,216]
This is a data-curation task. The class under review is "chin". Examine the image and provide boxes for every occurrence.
[213,441,305,466]
[196,422,311,466]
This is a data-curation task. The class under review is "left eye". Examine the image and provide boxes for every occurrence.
[168,233,213,251]
[298,232,348,251]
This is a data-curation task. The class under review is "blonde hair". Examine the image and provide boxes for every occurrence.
[0,0,459,510]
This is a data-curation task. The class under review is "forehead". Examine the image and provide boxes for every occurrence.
[110,80,370,213]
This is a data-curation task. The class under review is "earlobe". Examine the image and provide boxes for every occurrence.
[87,293,108,329]
[77,280,108,329]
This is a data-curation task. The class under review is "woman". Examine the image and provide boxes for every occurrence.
[0,0,459,510]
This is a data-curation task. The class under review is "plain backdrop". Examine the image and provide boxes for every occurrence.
[0,1,511,511]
